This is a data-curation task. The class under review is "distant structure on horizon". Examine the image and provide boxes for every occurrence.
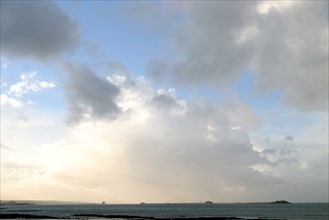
[101,201,106,205]
[271,200,291,204]
[204,201,213,204]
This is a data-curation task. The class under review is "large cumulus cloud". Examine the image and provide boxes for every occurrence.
[19,72,299,203]
[2,68,327,202]
[47,73,327,202]
[0,1,79,59]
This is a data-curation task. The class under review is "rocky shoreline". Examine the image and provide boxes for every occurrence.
[0,213,287,220]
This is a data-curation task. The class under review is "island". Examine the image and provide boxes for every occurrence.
[271,200,291,204]
[204,201,213,204]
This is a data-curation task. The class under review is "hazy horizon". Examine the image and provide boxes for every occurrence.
[1,199,328,204]
[1,1,328,204]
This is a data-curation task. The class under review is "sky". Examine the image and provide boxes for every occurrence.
[0,0,328,203]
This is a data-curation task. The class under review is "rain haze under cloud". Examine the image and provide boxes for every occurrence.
[0,1,328,203]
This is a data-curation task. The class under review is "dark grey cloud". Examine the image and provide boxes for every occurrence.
[0,1,79,59]
[253,2,328,111]
[260,141,298,166]
[285,135,294,142]
[148,1,328,111]
[106,61,129,76]
[151,93,178,109]
[64,63,120,124]
[146,59,169,82]
[171,1,257,87]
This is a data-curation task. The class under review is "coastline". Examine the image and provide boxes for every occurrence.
[0,213,285,220]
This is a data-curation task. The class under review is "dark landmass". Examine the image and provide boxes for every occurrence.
[0,200,35,206]
[0,200,85,205]
[0,213,59,219]
[204,201,213,204]
[74,214,286,220]
[3,209,42,212]
[0,213,287,220]
[271,200,291,204]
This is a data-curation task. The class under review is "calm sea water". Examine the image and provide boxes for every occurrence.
[1,203,328,220]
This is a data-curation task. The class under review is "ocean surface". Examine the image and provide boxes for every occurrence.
[1,203,328,220]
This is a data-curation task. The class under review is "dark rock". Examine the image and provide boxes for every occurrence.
[271,200,291,204]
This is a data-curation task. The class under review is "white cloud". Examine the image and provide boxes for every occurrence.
[1,71,56,109]
[38,81,56,89]
[256,1,297,14]
[0,94,23,108]
[9,72,56,97]
[234,25,258,45]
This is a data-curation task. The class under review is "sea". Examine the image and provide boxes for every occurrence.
[0,203,328,220]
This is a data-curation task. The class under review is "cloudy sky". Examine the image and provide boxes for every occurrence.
[1,1,328,203]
